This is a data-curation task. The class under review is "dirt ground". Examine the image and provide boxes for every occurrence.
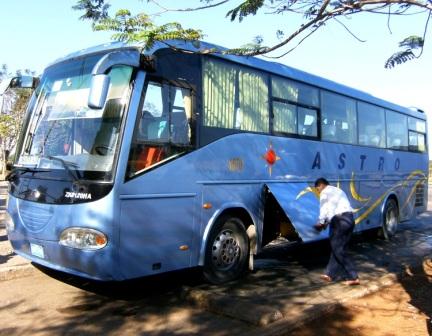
[290,258,432,336]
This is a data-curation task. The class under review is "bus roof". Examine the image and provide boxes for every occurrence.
[50,40,425,119]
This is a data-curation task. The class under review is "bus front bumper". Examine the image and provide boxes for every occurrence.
[7,231,119,281]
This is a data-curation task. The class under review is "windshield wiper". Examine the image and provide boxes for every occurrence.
[6,166,51,181]
[44,155,81,182]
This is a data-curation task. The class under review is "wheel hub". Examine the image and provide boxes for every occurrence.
[386,208,397,235]
[211,229,240,269]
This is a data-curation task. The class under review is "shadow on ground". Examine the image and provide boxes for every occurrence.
[398,259,432,336]
[3,214,432,335]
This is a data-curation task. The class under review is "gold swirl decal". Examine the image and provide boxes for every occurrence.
[354,182,405,224]
[294,169,427,226]
[296,178,342,200]
[354,191,388,225]
[350,172,371,203]
[355,173,426,225]
[402,170,427,187]
[296,186,319,200]
[352,204,367,214]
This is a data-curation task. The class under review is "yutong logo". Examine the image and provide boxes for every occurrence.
[65,191,92,200]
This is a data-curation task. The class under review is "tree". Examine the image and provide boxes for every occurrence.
[72,0,432,68]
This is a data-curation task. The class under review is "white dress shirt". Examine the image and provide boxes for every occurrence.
[318,185,353,225]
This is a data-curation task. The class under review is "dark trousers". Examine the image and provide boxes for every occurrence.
[326,212,358,280]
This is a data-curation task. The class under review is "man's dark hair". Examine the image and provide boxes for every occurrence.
[314,177,329,188]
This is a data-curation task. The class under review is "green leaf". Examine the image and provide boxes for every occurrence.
[384,50,416,69]
[398,36,424,49]
[72,0,110,21]
[226,0,265,22]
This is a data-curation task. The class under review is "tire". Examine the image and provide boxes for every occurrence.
[203,215,250,284]
[381,198,399,240]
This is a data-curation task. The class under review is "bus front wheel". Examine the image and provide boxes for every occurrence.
[381,199,399,240]
[203,215,250,284]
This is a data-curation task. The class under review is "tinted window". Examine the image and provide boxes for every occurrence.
[321,92,357,144]
[298,107,318,137]
[203,58,269,132]
[127,81,193,177]
[272,77,319,107]
[409,131,426,152]
[408,117,426,152]
[272,102,317,137]
[273,101,296,134]
[358,102,386,147]
[386,110,408,150]
[408,117,426,133]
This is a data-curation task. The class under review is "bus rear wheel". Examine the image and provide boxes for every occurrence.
[381,198,399,240]
[203,215,249,284]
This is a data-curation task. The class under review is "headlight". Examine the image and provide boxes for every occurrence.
[59,228,107,250]
[4,212,15,232]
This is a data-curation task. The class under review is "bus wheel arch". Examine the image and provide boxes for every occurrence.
[380,195,399,240]
[202,208,255,284]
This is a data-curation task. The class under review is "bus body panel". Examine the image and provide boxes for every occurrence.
[198,183,263,264]
[7,132,427,281]
[189,133,427,240]
[265,182,321,242]
[7,190,119,280]
[117,151,200,278]
[118,195,196,278]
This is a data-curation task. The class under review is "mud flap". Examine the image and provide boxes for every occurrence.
[265,183,326,242]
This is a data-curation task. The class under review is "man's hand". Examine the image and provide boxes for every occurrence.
[314,222,327,232]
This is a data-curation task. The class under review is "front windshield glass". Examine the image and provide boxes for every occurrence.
[16,54,133,181]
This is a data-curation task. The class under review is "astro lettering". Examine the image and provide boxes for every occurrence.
[311,152,401,171]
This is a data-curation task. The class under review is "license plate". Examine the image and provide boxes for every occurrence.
[30,243,45,259]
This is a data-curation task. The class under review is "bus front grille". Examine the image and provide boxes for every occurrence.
[18,201,53,232]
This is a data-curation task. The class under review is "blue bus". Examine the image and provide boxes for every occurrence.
[5,40,428,283]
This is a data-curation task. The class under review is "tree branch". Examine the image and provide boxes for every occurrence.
[149,0,230,14]
[334,17,367,42]
[264,23,324,58]
[417,10,431,57]
[73,0,432,67]
[317,0,331,17]
[354,0,432,11]
[224,5,343,56]
[223,0,432,56]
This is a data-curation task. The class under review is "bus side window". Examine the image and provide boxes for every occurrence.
[138,111,155,140]
[171,87,192,145]
[321,91,357,144]
[322,122,336,140]
[127,82,165,176]
[298,107,317,137]
[128,111,167,174]
[127,81,194,177]
[147,118,168,140]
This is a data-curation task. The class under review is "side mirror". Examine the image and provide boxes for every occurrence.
[87,49,141,109]
[10,76,38,89]
[0,76,39,95]
[88,74,110,109]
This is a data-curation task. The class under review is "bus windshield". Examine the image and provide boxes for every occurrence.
[16,55,133,181]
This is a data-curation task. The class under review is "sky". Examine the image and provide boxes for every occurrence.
[1,0,431,152]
